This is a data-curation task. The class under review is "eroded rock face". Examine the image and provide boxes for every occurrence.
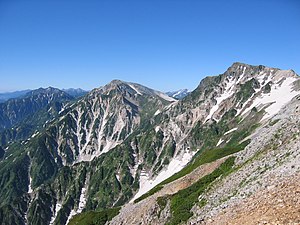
[1,63,300,225]
[188,95,300,224]
[106,64,300,225]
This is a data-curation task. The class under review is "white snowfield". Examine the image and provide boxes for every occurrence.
[205,67,299,124]
[27,154,33,194]
[77,188,87,213]
[242,75,298,121]
[131,150,195,202]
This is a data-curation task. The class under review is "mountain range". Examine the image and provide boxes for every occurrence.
[0,88,87,103]
[0,62,299,225]
[166,89,190,99]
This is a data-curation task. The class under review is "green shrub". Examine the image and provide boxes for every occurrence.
[167,157,235,225]
[68,207,120,225]
[134,141,248,203]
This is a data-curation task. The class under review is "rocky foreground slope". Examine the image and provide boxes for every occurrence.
[109,87,300,225]
[191,95,300,225]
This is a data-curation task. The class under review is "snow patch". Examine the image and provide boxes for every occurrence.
[28,176,33,194]
[31,131,39,138]
[155,91,177,102]
[77,186,87,213]
[216,139,224,147]
[28,154,33,194]
[128,84,143,95]
[116,174,120,182]
[58,105,66,114]
[49,203,62,225]
[154,109,161,116]
[242,77,298,120]
[165,101,177,110]
[224,127,238,135]
[172,90,184,97]
[131,150,195,202]
[66,209,77,225]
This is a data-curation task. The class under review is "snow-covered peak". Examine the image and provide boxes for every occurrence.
[166,89,190,99]
[204,63,300,122]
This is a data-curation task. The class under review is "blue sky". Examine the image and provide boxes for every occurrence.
[0,0,299,92]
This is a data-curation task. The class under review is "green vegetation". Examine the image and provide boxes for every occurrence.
[68,207,121,225]
[157,196,168,217]
[134,141,249,203]
[236,78,259,103]
[161,141,249,186]
[167,157,235,225]
[134,185,163,203]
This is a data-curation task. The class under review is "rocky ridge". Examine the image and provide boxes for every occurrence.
[189,94,300,224]
[0,63,299,225]
[101,64,300,225]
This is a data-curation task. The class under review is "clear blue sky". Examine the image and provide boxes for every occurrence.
[0,0,299,92]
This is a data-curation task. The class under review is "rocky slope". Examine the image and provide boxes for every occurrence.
[109,157,229,225]
[189,94,300,224]
[0,62,299,225]
[127,62,300,202]
[106,64,300,225]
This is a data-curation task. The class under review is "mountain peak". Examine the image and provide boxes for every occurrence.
[108,79,127,86]
[166,89,190,99]
[90,80,176,102]
[223,62,299,81]
[24,87,73,99]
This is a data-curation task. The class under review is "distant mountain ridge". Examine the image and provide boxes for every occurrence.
[0,87,88,103]
[166,89,190,99]
[0,87,74,146]
[0,89,31,103]
[62,88,88,98]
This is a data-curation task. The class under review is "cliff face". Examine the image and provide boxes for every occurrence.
[109,94,300,225]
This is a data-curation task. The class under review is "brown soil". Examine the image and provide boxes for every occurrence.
[207,173,300,225]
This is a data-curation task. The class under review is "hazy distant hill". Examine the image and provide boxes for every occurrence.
[0,89,31,103]
[62,88,88,98]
